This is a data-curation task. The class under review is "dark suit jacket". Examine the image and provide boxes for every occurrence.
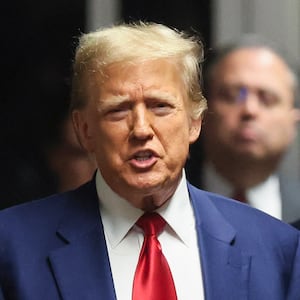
[0,180,299,299]
[280,178,300,223]
[292,219,300,230]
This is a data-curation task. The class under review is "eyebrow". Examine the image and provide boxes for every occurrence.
[98,90,178,111]
[145,90,177,102]
[97,94,130,112]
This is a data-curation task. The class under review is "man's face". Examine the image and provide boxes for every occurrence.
[74,59,201,208]
[204,48,298,163]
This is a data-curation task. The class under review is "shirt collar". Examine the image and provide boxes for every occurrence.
[203,162,280,196]
[96,169,194,248]
[203,162,282,218]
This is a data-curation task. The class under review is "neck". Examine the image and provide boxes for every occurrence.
[208,156,279,190]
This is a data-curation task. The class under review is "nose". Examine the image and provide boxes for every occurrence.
[237,88,260,116]
[130,105,154,141]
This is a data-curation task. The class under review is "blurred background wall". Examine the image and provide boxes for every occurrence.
[1,0,299,208]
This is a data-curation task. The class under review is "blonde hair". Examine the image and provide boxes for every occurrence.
[71,22,207,119]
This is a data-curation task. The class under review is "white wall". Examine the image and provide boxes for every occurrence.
[86,0,120,31]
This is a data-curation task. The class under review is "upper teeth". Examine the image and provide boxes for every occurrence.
[135,152,152,160]
[136,156,150,161]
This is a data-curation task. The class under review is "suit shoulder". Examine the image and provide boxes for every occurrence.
[0,180,96,236]
[0,180,93,219]
[0,193,68,237]
[0,189,71,214]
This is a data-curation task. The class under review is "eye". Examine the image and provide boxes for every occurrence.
[216,86,241,104]
[105,104,130,120]
[149,101,174,115]
[258,89,280,107]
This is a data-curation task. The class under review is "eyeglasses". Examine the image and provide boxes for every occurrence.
[213,85,280,107]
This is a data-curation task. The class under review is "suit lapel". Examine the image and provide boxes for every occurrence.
[188,184,251,300]
[48,181,117,300]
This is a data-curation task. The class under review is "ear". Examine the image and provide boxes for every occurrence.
[189,117,202,144]
[72,110,95,152]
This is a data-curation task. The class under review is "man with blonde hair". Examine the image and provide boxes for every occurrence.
[0,22,299,299]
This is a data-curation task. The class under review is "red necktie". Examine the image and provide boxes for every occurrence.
[132,212,177,300]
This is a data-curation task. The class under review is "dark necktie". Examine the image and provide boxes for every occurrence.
[132,212,177,300]
[232,189,247,203]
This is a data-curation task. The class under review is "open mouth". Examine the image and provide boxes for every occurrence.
[134,151,153,161]
[130,150,158,168]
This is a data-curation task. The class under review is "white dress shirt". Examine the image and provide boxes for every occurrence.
[203,162,282,220]
[96,170,204,300]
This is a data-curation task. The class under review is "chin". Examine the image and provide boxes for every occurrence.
[127,173,168,191]
[130,179,163,191]
[233,149,265,161]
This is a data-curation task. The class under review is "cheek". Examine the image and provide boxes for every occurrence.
[222,106,239,122]
[207,111,236,137]
[163,123,191,157]
[267,118,295,145]
[96,128,125,155]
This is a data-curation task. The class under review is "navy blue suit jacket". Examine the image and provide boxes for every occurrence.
[0,179,299,299]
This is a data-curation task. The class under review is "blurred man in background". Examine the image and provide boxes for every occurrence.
[186,36,300,224]
[46,114,97,193]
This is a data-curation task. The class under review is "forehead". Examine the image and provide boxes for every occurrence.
[214,48,291,86]
[99,59,186,96]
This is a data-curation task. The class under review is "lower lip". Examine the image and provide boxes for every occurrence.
[237,128,258,142]
[129,156,158,169]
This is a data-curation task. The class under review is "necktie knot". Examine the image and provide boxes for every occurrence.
[136,212,166,236]
[232,189,247,203]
